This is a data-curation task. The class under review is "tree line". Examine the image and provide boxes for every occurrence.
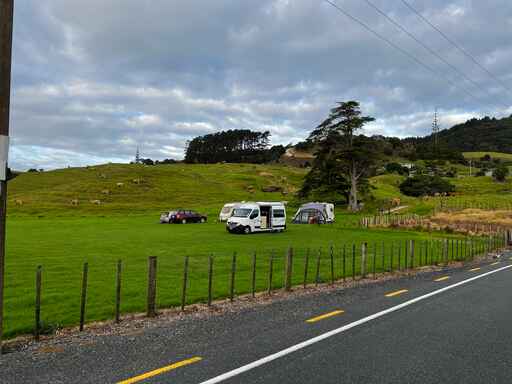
[184,129,285,164]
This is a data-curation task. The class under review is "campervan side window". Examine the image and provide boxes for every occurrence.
[232,208,252,217]
[273,209,285,218]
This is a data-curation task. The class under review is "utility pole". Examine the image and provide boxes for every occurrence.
[0,0,14,353]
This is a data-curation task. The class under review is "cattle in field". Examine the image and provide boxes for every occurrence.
[390,197,401,207]
[71,199,79,206]
[116,182,124,188]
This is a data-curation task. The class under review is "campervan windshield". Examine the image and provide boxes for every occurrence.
[232,208,252,217]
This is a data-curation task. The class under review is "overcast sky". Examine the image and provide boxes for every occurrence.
[9,0,512,170]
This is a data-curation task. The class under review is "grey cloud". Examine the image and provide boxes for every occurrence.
[8,0,512,169]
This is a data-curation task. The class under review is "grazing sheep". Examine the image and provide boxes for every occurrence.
[99,173,107,179]
[132,178,143,184]
[101,189,111,195]
[90,200,102,205]
[390,197,401,207]
[70,199,79,206]
[14,199,23,206]
[116,182,124,188]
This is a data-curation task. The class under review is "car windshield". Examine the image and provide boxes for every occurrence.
[232,208,252,217]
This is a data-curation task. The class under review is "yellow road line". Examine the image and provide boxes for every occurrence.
[469,267,481,272]
[490,262,500,266]
[306,310,345,323]
[117,357,202,384]
[385,289,408,298]
[434,276,450,282]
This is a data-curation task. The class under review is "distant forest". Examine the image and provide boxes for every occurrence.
[184,129,285,164]
[412,115,512,153]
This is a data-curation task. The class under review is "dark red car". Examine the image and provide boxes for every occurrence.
[160,209,207,224]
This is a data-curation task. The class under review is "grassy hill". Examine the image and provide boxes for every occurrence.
[463,151,512,161]
[7,163,307,217]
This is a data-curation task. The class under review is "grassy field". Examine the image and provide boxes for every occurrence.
[3,162,508,338]
[5,215,472,338]
[463,151,512,161]
[8,163,307,217]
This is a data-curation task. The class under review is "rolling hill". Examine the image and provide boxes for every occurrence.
[7,163,307,217]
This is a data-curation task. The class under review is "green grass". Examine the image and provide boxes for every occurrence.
[4,215,474,339]
[463,151,512,161]
[2,162,506,339]
[8,163,307,217]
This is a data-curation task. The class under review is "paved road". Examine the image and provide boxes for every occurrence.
[2,253,512,383]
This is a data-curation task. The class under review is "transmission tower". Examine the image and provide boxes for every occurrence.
[135,146,141,164]
[432,108,440,151]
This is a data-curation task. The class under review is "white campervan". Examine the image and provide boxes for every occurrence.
[226,202,286,234]
[218,202,241,222]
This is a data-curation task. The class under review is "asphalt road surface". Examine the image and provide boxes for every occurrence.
[2,252,512,383]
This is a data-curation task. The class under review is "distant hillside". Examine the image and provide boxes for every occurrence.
[418,115,512,153]
[7,163,307,217]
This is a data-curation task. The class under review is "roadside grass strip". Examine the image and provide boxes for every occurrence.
[385,289,408,298]
[117,357,202,384]
[434,276,450,282]
[199,265,512,384]
[469,267,481,272]
[306,310,345,323]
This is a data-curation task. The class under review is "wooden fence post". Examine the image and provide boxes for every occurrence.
[115,260,122,323]
[34,266,42,341]
[352,244,356,280]
[251,251,257,298]
[147,256,158,317]
[285,247,293,291]
[208,254,213,306]
[361,243,367,278]
[443,240,448,266]
[315,248,321,286]
[330,244,335,285]
[342,244,346,281]
[180,256,189,311]
[268,251,274,295]
[303,248,309,288]
[409,240,415,270]
[230,252,237,301]
[373,242,377,279]
[79,262,89,331]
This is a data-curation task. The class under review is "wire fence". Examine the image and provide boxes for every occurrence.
[7,233,508,342]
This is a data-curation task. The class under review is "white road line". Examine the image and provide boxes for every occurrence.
[198,264,512,384]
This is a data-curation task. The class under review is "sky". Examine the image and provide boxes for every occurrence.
[8,0,512,170]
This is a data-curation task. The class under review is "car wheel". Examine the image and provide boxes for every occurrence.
[244,226,251,234]
[181,219,187,224]
[200,218,206,223]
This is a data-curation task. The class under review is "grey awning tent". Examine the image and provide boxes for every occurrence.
[292,203,327,224]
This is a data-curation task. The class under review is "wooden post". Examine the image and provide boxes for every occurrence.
[180,256,189,311]
[251,251,257,298]
[398,243,402,271]
[230,252,237,301]
[115,260,122,323]
[303,248,309,288]
[352,244,356,280]
[267,251,274,295]
[381,241,385,274]
[315,248,321,286]
[409,240,415,270]
[443,240,448,266]
[330,244,335,285]
[147,256,158,317]
[285,247,293,291]
[404,240,409,270]
[208,254,213,306]
[342,245,346,281]
[34,266,42,341]
[361,243,367,278]
[373,242,377,279]
[390,242,394,272]
[79,262,89,331]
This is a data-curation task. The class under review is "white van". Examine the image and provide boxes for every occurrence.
[226,202,286,234]
[219,202,241,222]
